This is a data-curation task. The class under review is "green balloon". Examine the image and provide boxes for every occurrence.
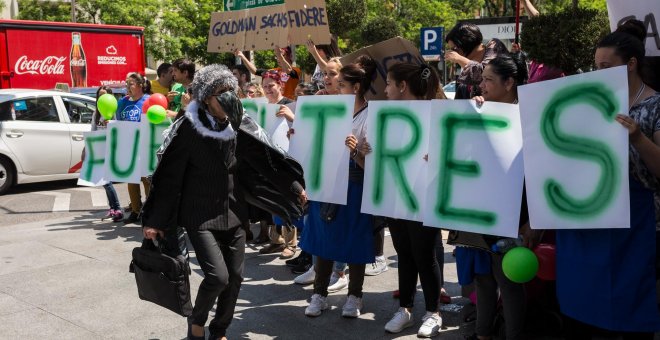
[97,93,117,120]
[147,104,167,124]
[502,246,539,283]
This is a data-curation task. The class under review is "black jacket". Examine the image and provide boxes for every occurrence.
[142,101,305,232]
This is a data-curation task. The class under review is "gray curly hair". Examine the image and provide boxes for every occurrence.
[191,64,238,103]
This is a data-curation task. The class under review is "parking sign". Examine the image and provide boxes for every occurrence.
[420,27,444,59]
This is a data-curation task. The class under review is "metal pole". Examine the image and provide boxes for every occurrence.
[71,0,76,23]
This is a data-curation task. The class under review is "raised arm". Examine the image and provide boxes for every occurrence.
[274,46,293,73]
[305,39,329,70]
[234,49,258,75]
[522,0,540,17]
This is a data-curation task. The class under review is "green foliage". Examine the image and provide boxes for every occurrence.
[521,7,609,74]
[361,17,401,46]
[17,0,70,21]
[534,0,607,13]
[326,0,366,37]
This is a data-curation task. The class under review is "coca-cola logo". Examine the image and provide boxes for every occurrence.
[14,55,66,75]
[71,59,86,67]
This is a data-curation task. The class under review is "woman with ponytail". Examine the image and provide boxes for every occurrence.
[301,55,378,319]
[377,62,445,337]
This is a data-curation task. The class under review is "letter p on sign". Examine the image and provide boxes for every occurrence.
[420,27,444,60]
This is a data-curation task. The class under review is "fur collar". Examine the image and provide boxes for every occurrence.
[184,101,236,141]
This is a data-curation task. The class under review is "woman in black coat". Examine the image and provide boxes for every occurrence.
[142,64,306,340]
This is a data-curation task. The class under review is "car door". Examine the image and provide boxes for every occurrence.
[0,95,72,176]
[59,94,94,172]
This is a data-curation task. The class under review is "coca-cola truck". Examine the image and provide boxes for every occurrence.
[0,20,146,89]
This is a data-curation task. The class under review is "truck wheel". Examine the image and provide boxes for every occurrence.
[0,157,15,195]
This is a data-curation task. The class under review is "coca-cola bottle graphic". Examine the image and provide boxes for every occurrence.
[70,32,87,87]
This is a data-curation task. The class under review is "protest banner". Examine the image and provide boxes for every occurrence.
[362,100,430,221]
[241,97,269,127]
[607,0,660,57]
[79,120,169,185]
[208,0,331,53]
[423,100,525,238]
[340,37,425,101]
[288,94,354,204]
[519,66,630,229]
[78,130,108,187]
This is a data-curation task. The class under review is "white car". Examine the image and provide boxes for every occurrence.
[443,81,456,100]
[0,89,95,194]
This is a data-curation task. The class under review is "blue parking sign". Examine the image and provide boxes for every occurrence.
[420,27,444,58]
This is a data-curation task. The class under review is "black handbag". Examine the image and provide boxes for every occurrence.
[446,230,494,253]
[129,237,193,317]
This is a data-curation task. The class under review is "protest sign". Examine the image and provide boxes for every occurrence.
[607,0,660,57]
[288,94,354,204]
[519,66,630,229]
[78,130,108,187]
[362,100,430,221]
[340,37,425,101]
[423,100,524,238]
[79,120,168,185]
[139,120,170,177]
[208,0,331,53]
[241,97,268,127]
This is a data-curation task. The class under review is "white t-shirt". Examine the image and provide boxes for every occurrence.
[352,106,368,149]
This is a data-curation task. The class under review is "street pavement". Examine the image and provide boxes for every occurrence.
[0,208,472,339]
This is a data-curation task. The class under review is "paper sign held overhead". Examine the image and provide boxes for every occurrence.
[208,0,331,53]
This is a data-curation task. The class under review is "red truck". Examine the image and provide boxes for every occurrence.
[0,19,146,89]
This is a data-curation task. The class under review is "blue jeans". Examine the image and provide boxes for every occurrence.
[103,182,120,210]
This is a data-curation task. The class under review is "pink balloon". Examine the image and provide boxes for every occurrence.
[150,93,168,109]
[533,243,556,281]
[142,96,153,114]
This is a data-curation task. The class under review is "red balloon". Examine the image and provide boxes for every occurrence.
[533,243,556,281]
[141,96,153,114]
[150,93,168,109]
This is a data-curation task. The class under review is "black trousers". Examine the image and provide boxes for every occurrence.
[314,257,366,298]
[389,219,442,312]
[186,225,245,337]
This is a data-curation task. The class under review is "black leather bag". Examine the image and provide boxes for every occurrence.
[129,238,193,317]
[446,230,493,253]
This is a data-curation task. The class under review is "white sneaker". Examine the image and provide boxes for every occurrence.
[327,273,348,293]
[384,307,414,333]
[294,266,315,285]
[418,311,442,337]
[365,256,388,276]
[341,294,363,318]
[305,293,328,317]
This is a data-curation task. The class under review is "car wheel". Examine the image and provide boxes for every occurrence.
[0,157,15,195]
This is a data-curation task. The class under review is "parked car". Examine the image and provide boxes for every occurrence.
[68,85,128,100]
[0,89,96,194]
[443,81,456,100]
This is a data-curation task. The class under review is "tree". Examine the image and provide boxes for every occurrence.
[17,0,71,21]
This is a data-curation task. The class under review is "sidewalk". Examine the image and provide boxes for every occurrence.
[0,212,470,339]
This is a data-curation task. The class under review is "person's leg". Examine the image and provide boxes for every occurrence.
[408,223,441,312]
[366,220,387,276]
[313,257,334,297]
[491,253,526,340]
[127,183,141,213]
[280,225,297,258]
[185,228,232,335]
[259,223,285,254]
[103,182,121,210]
[435,230,445,287]
[208,226,246,338]
[347,263,366,297]
[388,221,417,309]
[141,176,151,198]
[474,272,498,338]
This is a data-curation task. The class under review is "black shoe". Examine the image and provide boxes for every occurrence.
[123,211,141,224]
[286,250,309,267]
[292,262,312,274]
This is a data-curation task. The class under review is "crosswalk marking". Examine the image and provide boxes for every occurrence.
[71,187,107,207]
[32,191,71,212]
